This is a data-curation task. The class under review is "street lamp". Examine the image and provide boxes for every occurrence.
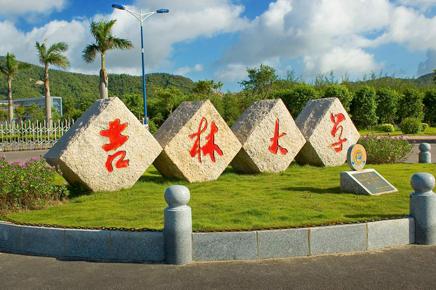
[112,4,169,126]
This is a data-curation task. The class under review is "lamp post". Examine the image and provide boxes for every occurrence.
[112,4,169,126]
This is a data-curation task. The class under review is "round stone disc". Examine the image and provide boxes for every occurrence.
[347,144,367,171]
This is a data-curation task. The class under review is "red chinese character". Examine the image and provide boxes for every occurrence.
[330,113,347,152]
[100,118,130,172]
[269,118,288,155]
[189,117,223,163]
[105,151,129,173]
[100,118,129,152]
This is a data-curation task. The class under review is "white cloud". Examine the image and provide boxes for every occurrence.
[304,48,380,76]
[0,0,248,78]
[174,64,203,76]
[0,19,91,74]
[0,0,66,16]
[215,63,247,82]
[417,49,436,76]
[373,6,436,50]
[219,0,436,81]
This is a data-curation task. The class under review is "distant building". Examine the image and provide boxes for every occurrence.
[0,96,63,116]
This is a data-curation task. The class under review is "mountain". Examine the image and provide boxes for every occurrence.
[0,57,195,106]
[416,72,435,86]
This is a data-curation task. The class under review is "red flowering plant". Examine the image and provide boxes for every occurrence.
[0,157,68,212]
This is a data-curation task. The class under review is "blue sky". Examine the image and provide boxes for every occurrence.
[0,0,435,91]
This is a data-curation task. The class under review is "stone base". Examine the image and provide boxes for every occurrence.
[340,168,398,195]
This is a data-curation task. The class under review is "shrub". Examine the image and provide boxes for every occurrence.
[322,84,353,111]
[377,123,395,132]
[358,136,412,164]
[0,158,68,212]
[350,86,378,129]
[376,88,399,125]
[276,84,319,117]
[397,89,424,122]
[400,117,422,134]
[421,123,429,132]
[423,90,436,126]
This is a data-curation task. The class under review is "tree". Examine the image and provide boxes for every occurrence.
[375,88,399,124]
[222,93,241,126]
[240,64,277,98]
[350,86,378,129]
[35,41,70,125]
[0,53,29,122]
[433,69,436,84]
[192,80,223,96]
[275,84,319,117]
[122,93,143,119]
[322,84,353,111]
[83,19,133,99]
[423,89,436,125]
[397,89,424,122]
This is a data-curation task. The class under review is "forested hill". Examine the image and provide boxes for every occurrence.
[0,57,195,101]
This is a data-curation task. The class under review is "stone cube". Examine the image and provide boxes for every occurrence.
[231,99,306,173]
[295,97,360,166]
[153,100,241,183]
[45,97,162,192]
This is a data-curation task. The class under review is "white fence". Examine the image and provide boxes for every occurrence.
[0,119,74,152]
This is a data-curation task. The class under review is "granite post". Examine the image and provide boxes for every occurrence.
[164,185,192,265]
[410,173,436,245]
[419,143,431,163]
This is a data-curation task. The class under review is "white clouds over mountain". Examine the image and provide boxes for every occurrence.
[0,0,434,84]
[219,0,436,81]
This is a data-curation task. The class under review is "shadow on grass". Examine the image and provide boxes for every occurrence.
[138,174,180,184]
[344,213,408,219]
[67,183,91,198]
[285,186,341,194]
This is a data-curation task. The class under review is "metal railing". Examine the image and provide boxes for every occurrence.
[0,119,74,152]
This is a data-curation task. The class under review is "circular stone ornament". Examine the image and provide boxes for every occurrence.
[347,144,367,171]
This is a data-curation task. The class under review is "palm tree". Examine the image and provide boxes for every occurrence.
[83,19,133,99]
[0,53,29,122]
[35,41,70,125]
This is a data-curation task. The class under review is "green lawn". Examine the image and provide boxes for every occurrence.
[4,163,436,232]
[359,126,436,136]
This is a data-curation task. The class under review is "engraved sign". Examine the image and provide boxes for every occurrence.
[340,168,398,195]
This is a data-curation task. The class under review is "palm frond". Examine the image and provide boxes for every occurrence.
[47,42,68,55]
[48,54,70,69]
[35,41,47,65]
[82,44,100,63]
[109,37,133,50]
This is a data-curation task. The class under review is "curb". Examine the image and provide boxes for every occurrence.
[0,218,414,263]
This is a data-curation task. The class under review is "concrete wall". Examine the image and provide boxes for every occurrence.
[0,218,414,263]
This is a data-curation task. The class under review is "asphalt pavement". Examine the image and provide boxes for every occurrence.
[1,245,436,289]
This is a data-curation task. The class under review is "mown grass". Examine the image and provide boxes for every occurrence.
[5,163,436,232]
[359,126,436,136]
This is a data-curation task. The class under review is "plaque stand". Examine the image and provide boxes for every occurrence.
[340,168,398,195]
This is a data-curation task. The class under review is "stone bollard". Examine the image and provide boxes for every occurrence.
[164,185,192,265]
[410,173,436,245]
[419,143,431,163]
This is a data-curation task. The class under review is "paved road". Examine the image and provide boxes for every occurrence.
[1,246,436,289]
[404,143,436,163]
[1,150,47,162]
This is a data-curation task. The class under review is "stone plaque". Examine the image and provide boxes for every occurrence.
[231,99,306,173]
[295,98,360,167]
[153,100,241,183]
[45,97,162,192]
[340,169,397,195]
